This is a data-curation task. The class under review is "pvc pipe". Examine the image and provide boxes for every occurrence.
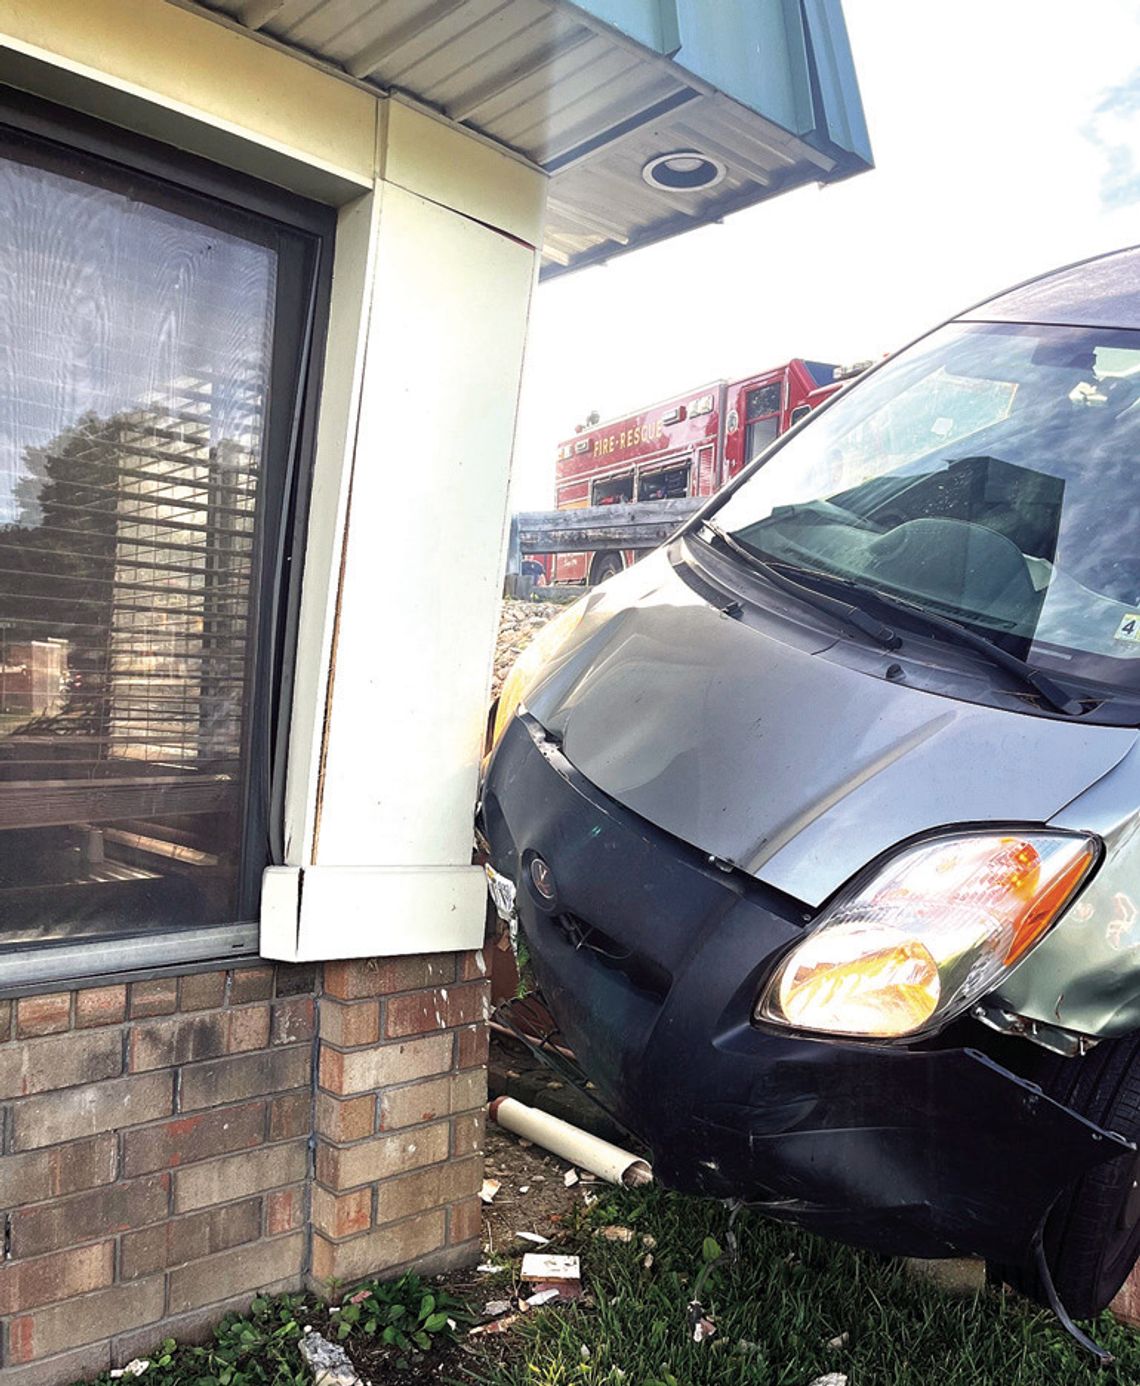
[489,1095,652,1187]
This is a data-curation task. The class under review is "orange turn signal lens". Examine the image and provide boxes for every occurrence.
[759,830,1098,1039]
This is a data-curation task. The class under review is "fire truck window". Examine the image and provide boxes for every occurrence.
[592,473,634,505]
[746,383,782,418]
[790,404,812,426]
[745,415,780,463]
[637,462,691,501]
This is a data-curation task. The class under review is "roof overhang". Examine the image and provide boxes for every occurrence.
[169,0,873,278]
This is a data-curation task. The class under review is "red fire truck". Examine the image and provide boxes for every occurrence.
[546,358,860,585]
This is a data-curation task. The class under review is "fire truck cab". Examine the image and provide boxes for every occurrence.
[550,358,849,585]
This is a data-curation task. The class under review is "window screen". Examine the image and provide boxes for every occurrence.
[0,117,325,954]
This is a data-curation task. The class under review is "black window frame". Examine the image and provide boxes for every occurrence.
[0,84,335,992]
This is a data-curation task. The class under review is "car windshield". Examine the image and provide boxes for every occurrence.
[710,320,1140,704]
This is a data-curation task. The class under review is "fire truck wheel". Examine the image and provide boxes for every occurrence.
[990,1031,1140,1319]
[590,552,624,585]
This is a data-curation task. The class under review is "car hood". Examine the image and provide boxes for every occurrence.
[525,556,1136,907]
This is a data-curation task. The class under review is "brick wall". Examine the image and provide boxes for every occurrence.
[0,950,490,1385]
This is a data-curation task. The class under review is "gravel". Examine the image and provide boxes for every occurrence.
[492,599,565,698]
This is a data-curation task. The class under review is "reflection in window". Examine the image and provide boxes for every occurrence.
[0,130,283,945]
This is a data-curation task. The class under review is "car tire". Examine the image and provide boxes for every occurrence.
[991,1033,1140,1318]
[590,552,623,584]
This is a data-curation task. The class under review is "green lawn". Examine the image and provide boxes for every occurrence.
[456,1186,1140,1386]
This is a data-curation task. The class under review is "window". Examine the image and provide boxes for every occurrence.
[592,473,634,505]
[0,100,330,978]
[637,461,691,500]
[744,381,783,463]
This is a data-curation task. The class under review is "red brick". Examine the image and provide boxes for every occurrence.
[180,1045,311,1110]
[315,1092,375,1144]
[266,1188,305,1236]
[379,1069,486,1131]
[316,1121,450,1191]
[0,1341,109,1386]
[319,1033,452,1096]
[0,1135,117,1208]
[311,1210,445,1285]
[318,999,380,1049]
[11,1175,170,1257]
[448,1195,482,1245]
[229,966,274,1004]
[271,996,315,1046]
[451,1110,484,1158]
[11,1072,172,1151]
[120,1199,262,1280]
[459,948,490,982]
[173,1140,308,1213]
[385,982,489,1038]
[311,1185,372,1239]
[8,1278,164,1363]
[269,1090,310,1142]
[0,1029,121,1100]
[0,1242,114,1314]
[74,986,126,1029]
[372,1156,482,1224]
[228,1003,271,1053]
[122,1102,265,1176]
[323,956,455,1001]
[179,972,226,1011]
[167,1233,304,1314]
[456,1024,489,1069]
[129,1012,229,1071]
[275,963,318,996]
[129,979,178,1018]
[16,994,70,1038]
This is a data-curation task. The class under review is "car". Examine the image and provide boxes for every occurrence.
[480,246,1140,1346]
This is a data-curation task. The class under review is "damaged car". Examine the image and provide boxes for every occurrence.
[479,246,1140,1339]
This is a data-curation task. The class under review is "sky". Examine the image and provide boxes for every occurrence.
[510,0,1140,509]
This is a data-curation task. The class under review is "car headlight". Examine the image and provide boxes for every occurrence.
[489,599,588,753]
[756,830,1099,1039]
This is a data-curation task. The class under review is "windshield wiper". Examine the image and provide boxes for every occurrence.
[698,521,901,651]
[786,565,1088,717]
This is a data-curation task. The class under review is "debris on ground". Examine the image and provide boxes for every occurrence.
[483,1299,513,1317]
[298,1331,361,1386]
[469,1315,520,1337]
[826,1332,850,1351]
[806,1375,848,1386]
[688,1301,717,1343]
[595,1225,635,1243]
[525,1288,563,1308]
[521,1252,581,1281]
[109,1362,150,1380]
[477,1262,506,1274]
[564,1168,580,1187]
[481,1178,501,1204]
[516,1231,551,1245]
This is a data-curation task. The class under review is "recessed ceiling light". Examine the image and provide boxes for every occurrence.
[641,150,726,192]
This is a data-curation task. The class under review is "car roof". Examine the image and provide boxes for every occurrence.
[957,244,1140,330]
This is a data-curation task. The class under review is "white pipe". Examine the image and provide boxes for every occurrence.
[489,1095,652,1187]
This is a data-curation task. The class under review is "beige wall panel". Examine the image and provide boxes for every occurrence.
[316,182,539,877]
[384,98,546,247]
[0,0,376,199]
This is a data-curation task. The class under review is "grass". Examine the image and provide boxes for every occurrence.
[453,1186,1140,1386]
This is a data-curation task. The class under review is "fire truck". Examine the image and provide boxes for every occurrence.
[545,358,862,585]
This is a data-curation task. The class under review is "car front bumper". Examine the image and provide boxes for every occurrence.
[480,712,1132,1264]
